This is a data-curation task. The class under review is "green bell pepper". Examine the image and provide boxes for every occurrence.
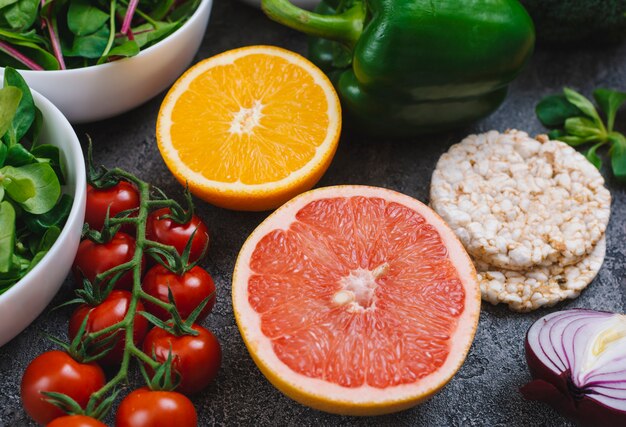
[262,0,536,137]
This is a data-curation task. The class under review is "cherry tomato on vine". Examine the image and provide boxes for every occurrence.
[69,290,149,365]
[142,264,216,322]
[142,324,221,395]
[115,388,197,427]
[85,182,140,233]
[47,415,107,427]
[145,208,209,263]
[21,351,106,425]
[73,232,145,290]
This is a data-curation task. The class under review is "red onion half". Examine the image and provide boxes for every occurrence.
[521,309,626,426]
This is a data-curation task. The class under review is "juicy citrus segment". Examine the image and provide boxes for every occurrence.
[233,186,481,415]
[157,46,341,211]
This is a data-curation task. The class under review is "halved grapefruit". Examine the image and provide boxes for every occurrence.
[232,186,481,415]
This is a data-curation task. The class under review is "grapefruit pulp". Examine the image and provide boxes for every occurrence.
[232,186,480,415]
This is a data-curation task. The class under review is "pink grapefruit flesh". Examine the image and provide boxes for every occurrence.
[232,185,480,415]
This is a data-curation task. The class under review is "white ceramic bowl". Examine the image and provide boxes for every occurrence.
[0,0,213,123]
[241,0,320,10]
[0,89,86,347]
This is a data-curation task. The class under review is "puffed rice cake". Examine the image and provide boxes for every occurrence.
[475,237,606,312]
[430,130,611,271]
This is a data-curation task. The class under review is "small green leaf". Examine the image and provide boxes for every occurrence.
[1,163,61,213]
[558,135,590,147]
[169,0,199,21]
[149,0,175,20]
[564,117,605,141]
[102,40,139,60]
[563,88,605,129]
[585,142,605,170]
[23,193,72,234]
[609,133,626,182]
[36,225,60,252]
[593,88,626,132]
[536,94,583,128]
[67,0,110,36]
[0,86,21,139]
[0,0,19,9]
[0,201,16,273]
[6,143,35,166]
[0,143,7,167]
[26,249,47,272]
[0,28,47,45]
[130,22,180,49]
[31,144,64,183]
[1,0,38,31]
[4,67,35,142]
[547,129,566,140]
[64,25,110,59]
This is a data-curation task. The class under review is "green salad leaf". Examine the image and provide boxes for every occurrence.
[67,0,110,37]
[593,89,626,132]
[1,163,61,213]
[0,200,16,272]
[0,85,21,138]
[4,67,34,143]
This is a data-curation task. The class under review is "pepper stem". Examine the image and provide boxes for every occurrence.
[261,0,365,47]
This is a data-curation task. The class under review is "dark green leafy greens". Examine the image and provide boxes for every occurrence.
[0,0,200,70]
[0,67,71,294]
[536,87,626,182]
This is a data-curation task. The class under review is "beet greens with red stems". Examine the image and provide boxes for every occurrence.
[0,0,200,70]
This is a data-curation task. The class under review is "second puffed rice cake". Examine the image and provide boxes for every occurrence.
[476,237,606,312]
[430,130,611,271]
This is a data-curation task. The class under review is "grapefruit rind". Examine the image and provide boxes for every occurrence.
[232,185,481,415]
[156,46,342,211]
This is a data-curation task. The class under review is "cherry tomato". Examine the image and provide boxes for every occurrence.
[47,415,107,427]
[85,182,140,233]
[73,232,145,290]
[142,264,216,322]
[115,388,197,427]
[145,208,209,263]
[142,324,221,395]
[21,351,106,425]
[69,290,149,365]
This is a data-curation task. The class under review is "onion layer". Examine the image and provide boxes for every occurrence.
[521,309,626,426]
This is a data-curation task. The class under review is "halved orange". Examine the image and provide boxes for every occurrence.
[232,186,481,415]
[156,46,341,211]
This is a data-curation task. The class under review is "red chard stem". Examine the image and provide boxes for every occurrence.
[121,0,140,34]
[0,41,44,71]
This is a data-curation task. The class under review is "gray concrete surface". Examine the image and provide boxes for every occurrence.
[1,1,625,425]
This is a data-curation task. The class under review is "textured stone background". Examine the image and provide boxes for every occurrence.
[1,1,625,426]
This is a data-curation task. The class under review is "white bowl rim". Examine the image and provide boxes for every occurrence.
[0,89,86,302]
[0,0,212,75]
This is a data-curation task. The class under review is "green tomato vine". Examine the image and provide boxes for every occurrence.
[46,142,210,420]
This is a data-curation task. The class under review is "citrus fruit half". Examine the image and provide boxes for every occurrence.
[156,46,341,211]
[232,185,481,415]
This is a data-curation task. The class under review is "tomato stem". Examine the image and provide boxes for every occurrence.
[139,290,172,310]
[93,260,134,284]
[82,173,183,410]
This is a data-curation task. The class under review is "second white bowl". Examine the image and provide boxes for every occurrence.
[0,89,86,347]
[1,0,213,123]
